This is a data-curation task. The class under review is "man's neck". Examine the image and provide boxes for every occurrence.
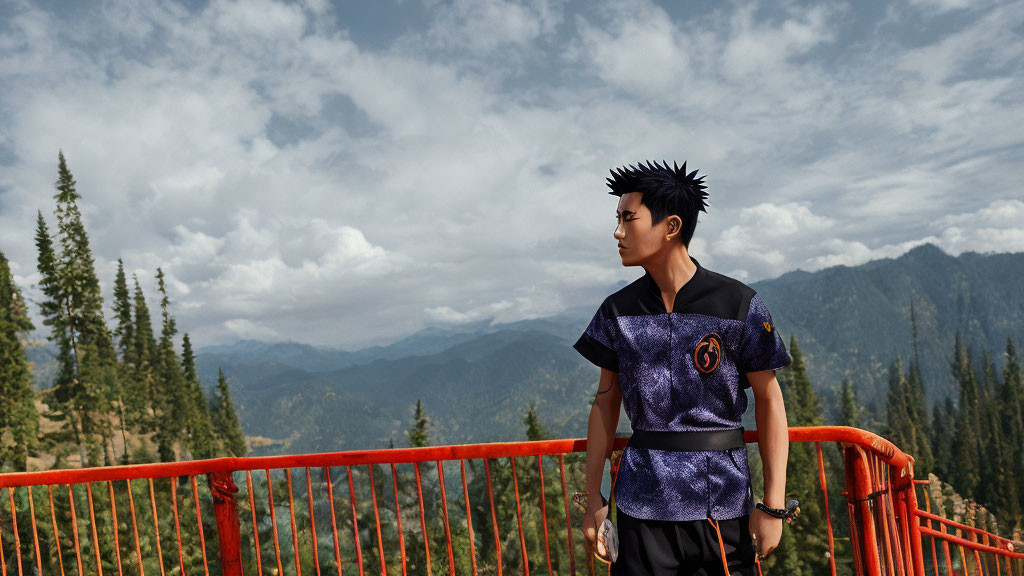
[646,247,698,309]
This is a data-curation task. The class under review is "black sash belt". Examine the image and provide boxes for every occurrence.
[628,428,746,451]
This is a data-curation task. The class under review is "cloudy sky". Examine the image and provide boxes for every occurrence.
[1,0,1022,350]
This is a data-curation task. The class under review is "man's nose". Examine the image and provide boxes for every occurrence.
[614,222,625,238]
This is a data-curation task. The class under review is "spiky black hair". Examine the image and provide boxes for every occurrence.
[606,160,709,247]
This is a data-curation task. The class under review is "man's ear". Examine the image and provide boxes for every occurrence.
[667,215,683,238]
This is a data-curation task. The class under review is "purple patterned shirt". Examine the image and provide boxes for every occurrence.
[573,257,791,521]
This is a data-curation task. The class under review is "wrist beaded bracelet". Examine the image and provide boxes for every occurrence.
[756,501,799,520]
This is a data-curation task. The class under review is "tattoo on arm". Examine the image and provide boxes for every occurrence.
[595,384,611,396]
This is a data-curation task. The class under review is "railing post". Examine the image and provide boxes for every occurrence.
[895,491,915,573]
[903,478,927,576]
[844,444,883,576]
[211,471,243,576]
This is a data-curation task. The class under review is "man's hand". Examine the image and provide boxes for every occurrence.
[749,508,783,559]
[583,502,611,557]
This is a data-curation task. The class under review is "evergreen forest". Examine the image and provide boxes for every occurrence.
[0,151,247,472]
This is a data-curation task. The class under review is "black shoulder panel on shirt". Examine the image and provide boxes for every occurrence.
[675,269,754,320]
[604,267,756,320]
[604,277,661,317]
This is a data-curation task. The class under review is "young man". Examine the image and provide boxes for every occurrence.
[574,161,792,576]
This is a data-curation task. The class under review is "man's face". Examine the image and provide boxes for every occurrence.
[614,191,675,267]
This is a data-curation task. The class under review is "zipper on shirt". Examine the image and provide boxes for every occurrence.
[667,311,672,390]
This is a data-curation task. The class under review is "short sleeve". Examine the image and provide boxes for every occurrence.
[736,293,791,374]
[573,300,619,373]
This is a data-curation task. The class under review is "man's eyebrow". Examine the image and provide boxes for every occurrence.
[616,209,636,217]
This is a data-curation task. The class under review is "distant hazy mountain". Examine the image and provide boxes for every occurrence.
[187,243,1024,454]
[193,324,610,454]
[26,243,1024,455]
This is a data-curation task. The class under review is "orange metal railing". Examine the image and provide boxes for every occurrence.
[0,427,1021,576]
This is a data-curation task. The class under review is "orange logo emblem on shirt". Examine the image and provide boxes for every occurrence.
[694,332,722,374]
[763,321,773,332]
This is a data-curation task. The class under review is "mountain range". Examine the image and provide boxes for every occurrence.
[193,243,1024,454]
[24,243,1024,455]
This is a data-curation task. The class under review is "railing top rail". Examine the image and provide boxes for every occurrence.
[0,425,911,488]
[778,425,914,469]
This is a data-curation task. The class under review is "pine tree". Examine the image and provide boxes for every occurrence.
[211,368,247,457]
[949,332,981,497]
[838,377,860,427]
[34,153,121,467]
[33,210,68,365]
[884,355,932,479]
[408,399,430,448]
[904,298,935,476]
[976,348,1019,528]
[514,405,562,569]
[885,356,914,451]
[129,274,158,430]
[769,336,829,576]
[976,351,999,506]
[111,259,134,360]
[905,356,934,479]
[1000,338,1024,522]
[181,333,215,459]
[785,336,823,427]
[54,151,120,465]
[394,398,435,573]
[153,267,187,461]
[109,258,134,461]
[931,397,956,481]
[523,404,549,441]
[34,210,79,458]
[0,250,41,471]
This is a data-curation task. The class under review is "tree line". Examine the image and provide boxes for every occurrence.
[0,151,246,472]
[765,323,1024,575]
[864,305,1024,536]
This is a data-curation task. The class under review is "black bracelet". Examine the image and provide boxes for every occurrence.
[756,502,790,519]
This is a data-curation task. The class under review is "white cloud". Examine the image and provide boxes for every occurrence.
[224,317,280,340]
[713,202,834,258]
[930,199,1024,255]
[804,238,934,270]
[1,0,1022,349]
[421,0,561,54]
[936,199,1024,229]
[721,3,836,80]
[211,0,308,41]
[570,0,690,96]
[166,212,411,317]
[425,299,514,324]
[906,0,977,15]
[757,198,1024,273]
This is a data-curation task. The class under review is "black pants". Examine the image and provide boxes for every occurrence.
[610,508,756,576]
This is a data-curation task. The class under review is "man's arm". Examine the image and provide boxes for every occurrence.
[749,368,788,557]
[749,369,788,509]
[586,368,621,508]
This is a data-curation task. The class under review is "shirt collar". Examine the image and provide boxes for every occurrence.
[643,256,705,311]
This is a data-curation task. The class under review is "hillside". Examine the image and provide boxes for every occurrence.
[757,243,1024,416]
[24,243,1024,454]
[195,244,1024,453]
